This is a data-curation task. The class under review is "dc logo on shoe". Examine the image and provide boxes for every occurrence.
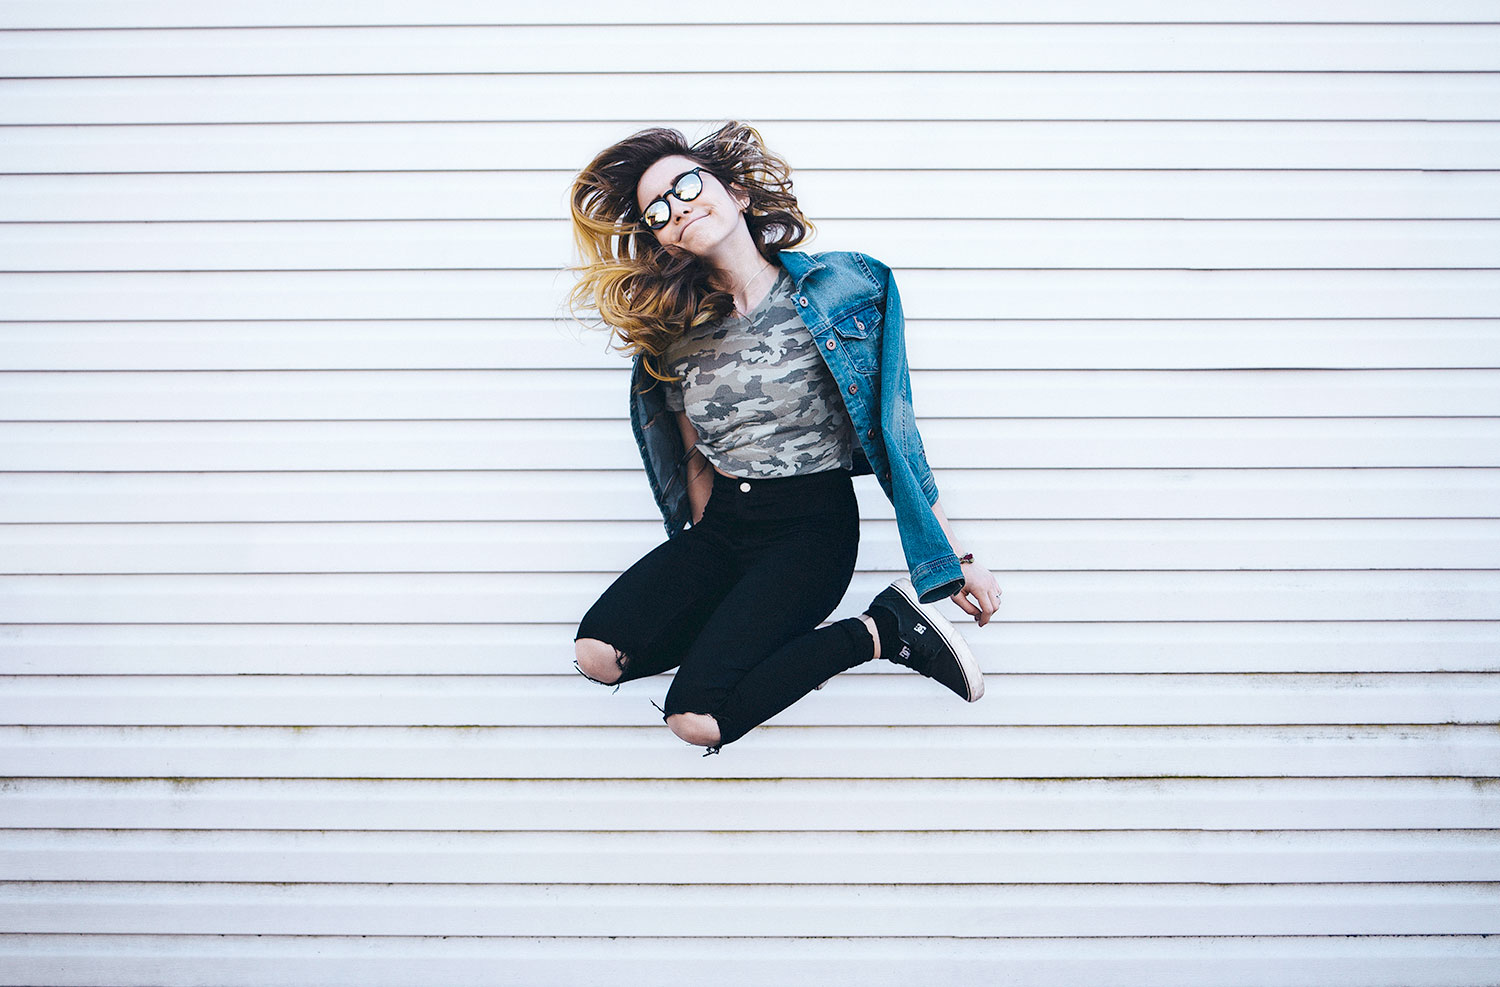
[913,622,926,635]
[899,645,911,659]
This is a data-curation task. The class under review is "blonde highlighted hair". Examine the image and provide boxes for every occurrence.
[566,122,812,382]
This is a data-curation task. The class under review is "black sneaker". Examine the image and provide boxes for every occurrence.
[869,577,984,702]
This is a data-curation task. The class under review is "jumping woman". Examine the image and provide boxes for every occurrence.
[567,122,1001,755]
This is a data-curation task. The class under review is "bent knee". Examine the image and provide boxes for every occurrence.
[666,712,721,747]
[574,638,627,685]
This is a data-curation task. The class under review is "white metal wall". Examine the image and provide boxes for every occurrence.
[1,2,1498,984]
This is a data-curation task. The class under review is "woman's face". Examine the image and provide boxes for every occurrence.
[636,154,749,258]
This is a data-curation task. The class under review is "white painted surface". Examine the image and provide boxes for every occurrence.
[0,2,1496,985]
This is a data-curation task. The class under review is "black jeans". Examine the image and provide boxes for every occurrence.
[575,468,874,749]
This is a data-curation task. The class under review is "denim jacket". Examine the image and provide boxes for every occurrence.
[628,249,964,604]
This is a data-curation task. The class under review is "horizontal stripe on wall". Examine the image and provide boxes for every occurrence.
[3,672,1496,726]
[3,724,1497,778]
[8,0,1500,28]
[11,268,1500,319]
[20,370,1500,420]
[7,73,1500,124]
[5,219,1497,271]
[5,622,1492,675]
[6,776,1495,831]
[5,25,1500,76]
[6,321,1500,371]
[7,172,1499,222]
[4,121,1499,171]
[2,571,1495,623]
[8,270,1499,321]
[3,829,1496,884]
[5,369,1498,420]
[2,469,1496,522]
[4,519,1497,573]
[6,420,1497,470]
[1,934,1498,987]
[2,882,1497,936]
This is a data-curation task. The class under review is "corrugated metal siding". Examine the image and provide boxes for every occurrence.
[1,2,1497,983]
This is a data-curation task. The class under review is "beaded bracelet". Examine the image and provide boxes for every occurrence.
[958,553,975,565]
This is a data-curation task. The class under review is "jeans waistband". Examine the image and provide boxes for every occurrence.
[710,468,853,494]
[706,468,855,517]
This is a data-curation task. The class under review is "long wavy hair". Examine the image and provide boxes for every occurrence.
[567,122,813,382]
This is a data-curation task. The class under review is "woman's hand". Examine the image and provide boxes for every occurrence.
[951,559,1001,627]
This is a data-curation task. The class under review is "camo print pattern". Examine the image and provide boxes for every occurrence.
[663,268,855,478]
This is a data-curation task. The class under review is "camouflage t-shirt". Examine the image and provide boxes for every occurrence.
[663,268,856,478]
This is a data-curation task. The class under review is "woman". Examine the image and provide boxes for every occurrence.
[567,122,1001,755]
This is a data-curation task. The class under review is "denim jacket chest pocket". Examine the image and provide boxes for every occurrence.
[829,303,882,375]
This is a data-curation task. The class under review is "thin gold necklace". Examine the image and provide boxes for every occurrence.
[730,262,774,316]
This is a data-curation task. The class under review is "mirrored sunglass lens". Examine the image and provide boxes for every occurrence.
[642,200,671,228]
[674,170,703,200]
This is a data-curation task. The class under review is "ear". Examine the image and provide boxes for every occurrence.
[728,182,752,212]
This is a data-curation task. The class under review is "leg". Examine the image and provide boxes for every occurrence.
[663,502,865,749]
[573,516,739,687]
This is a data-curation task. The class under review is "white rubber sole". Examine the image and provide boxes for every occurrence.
[889,577,985,702]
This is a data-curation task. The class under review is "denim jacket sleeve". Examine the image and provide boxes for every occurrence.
[630,356,692,538]
[860,253,966,603]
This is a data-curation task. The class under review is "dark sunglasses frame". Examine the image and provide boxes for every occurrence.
[639,167,707,231]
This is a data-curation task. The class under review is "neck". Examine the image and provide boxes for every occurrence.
[703,227,767,280]
[708,245,775,316]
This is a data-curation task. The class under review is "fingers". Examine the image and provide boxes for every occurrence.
[951,592,981,619]
[973,593,994,627]
[972,583,1001,627]
[952,578,1003,627]
[955,590,992,627]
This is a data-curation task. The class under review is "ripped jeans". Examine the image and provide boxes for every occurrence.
[574,468,873,751]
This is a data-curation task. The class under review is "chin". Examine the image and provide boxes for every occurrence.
[678,219,722,251]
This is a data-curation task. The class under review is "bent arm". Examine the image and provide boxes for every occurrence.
[676,410,714,525]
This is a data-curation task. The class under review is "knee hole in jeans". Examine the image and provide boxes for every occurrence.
[665,711,722,748]
[574,638,631,685]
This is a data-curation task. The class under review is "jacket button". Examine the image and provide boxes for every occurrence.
[883,470,891,481]
[855,318,865,331]
[825,339,836,350]
[847,383,858,395]
[866,428,875,438]
[739,481,751,493]
[797,297,808,308]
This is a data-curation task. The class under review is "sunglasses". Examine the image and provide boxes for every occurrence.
[640,167,706,231]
